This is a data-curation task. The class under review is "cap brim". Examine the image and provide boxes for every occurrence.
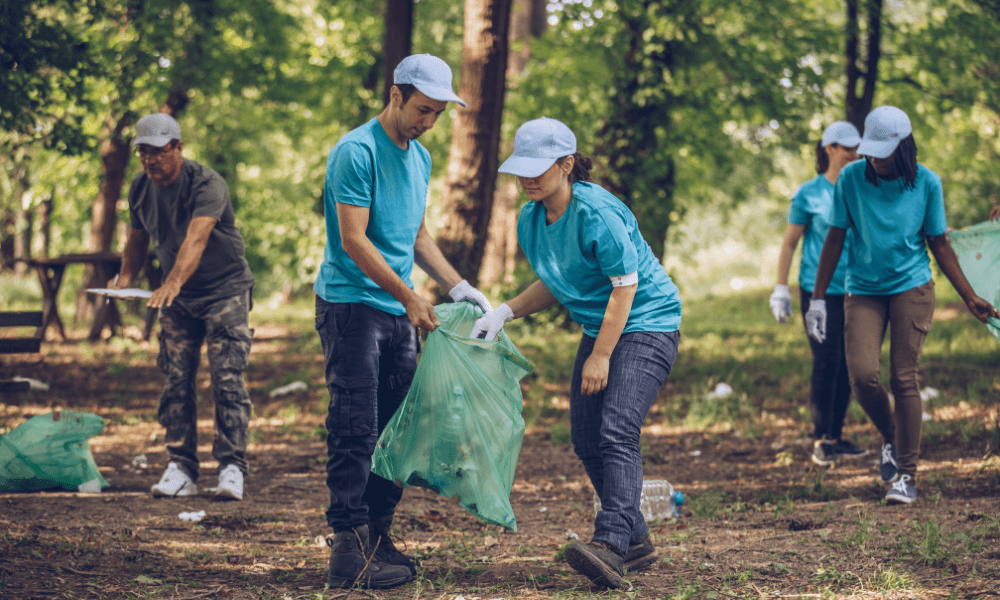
[837,134,862,147]
[498,155,558,178]
[414,84,467,108]
[132,135,173,148]
[857,139,899,159]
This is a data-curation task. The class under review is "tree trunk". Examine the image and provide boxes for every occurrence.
[479,0,546,287]
[382,0,414,107]
[845,0,883,131]
[38,193,52,258]
[13,208,32,277]
[76,113,133,328]
[431,0,513,300]
[11,160,31,277]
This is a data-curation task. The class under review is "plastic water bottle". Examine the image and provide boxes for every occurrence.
[593,479,683,521]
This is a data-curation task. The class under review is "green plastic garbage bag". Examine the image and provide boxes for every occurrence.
[949,220,1000,344]
[372,302,534,530]
[0,410,109,492]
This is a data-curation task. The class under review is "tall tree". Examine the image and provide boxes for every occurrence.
[845,0,883,130]
[479,0,546,288]
[433,0,513,294]
[382,0,414,107]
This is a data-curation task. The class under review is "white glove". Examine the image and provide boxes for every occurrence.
[470,303,514,341]
[805,298,827,343]
[448,279,493,314]
[769,284,792,323]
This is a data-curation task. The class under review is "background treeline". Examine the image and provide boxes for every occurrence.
[3,0,1000,308]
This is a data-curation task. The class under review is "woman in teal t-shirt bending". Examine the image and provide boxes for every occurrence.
[471,118,682,589]
[808,106,999,505]
[770,122,867,467]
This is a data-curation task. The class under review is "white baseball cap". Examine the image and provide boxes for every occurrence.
[821,121,861,148]
[132,113,181,148]
[394,54,466,108]
[857,106,912,159]
[498,117,577,178]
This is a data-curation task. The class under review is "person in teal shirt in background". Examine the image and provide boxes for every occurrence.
[807,106,999,505]
[770,121,869,466]
[472,118,682,589]
[316,54,493,589]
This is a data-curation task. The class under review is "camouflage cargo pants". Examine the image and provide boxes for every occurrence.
[156,291,253,481]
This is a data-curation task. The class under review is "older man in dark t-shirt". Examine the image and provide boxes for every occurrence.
[114,113,254,501]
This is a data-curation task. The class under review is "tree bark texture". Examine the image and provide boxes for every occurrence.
[382,0,415,108]
[432,0,513,297]
[845,0,882,131]
[479,0,546,287]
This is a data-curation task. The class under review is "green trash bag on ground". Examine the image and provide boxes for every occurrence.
[0,410,109,492]
[372,302,533,530]
[949,220,1000,344]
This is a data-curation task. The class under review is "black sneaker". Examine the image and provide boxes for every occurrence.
[623,534,657,573]
[831,439,869,460]
[326,525,413,589]
[564,539,625,588]
[879,442,899,483]
[811,440,837,466]
[370,516,419,575]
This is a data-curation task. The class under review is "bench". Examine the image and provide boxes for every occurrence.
[0,311,43,393]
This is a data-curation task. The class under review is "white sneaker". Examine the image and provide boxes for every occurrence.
[215,464,244,500]
[150,462,198,497]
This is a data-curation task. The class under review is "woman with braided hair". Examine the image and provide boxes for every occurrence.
[806,106,999,505]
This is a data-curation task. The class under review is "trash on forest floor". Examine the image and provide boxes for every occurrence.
[268,381,308,398]
[178,510,206,522]
[708,383,733,399]
[920,387,940,402]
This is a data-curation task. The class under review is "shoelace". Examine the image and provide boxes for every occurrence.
[890,475,911,493]
[881,444,897,466]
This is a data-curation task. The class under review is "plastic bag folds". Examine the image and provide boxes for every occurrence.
[0,410,109,492]
[372,302,533,530]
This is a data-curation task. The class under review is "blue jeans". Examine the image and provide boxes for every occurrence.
[799,289,852,441]
[570,330,680,554]
[315,297,419,532]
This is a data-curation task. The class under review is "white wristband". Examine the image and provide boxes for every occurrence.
[610,271,639,287]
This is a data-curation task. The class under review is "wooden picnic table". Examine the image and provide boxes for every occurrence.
[17,252,161,342]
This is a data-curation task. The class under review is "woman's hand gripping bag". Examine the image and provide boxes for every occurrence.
[372,302,533,530]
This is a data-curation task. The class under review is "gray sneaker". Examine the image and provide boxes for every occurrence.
[885,474,917,504]
[812,440,837,466]
[879,443,899,483]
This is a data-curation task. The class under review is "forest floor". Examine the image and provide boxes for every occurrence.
[1,290,998,600]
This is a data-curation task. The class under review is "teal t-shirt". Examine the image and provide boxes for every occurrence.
[787,174,849,295]
[314,118,431,315]
[517,181,682,337]
[831,161,947,295]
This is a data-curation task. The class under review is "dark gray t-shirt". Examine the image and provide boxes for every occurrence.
[128,159,254,303]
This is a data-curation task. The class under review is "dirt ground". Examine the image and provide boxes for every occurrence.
[1,323,998,600]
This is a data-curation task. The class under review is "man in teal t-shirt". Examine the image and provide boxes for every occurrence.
[315,54,492,590]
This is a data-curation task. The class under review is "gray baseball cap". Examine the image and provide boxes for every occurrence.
[394,54,467,107]
[132,113,181,148]
[821,121,861,147]
[857,106,912,159]
[498,117,577,178]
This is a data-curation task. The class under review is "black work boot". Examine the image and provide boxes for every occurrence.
[326,525,413,589]
[564,539,625,588]
[623,534,658,573]
[370,516,420,575]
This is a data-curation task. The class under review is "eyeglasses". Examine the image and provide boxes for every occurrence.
[136,142,177,159]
